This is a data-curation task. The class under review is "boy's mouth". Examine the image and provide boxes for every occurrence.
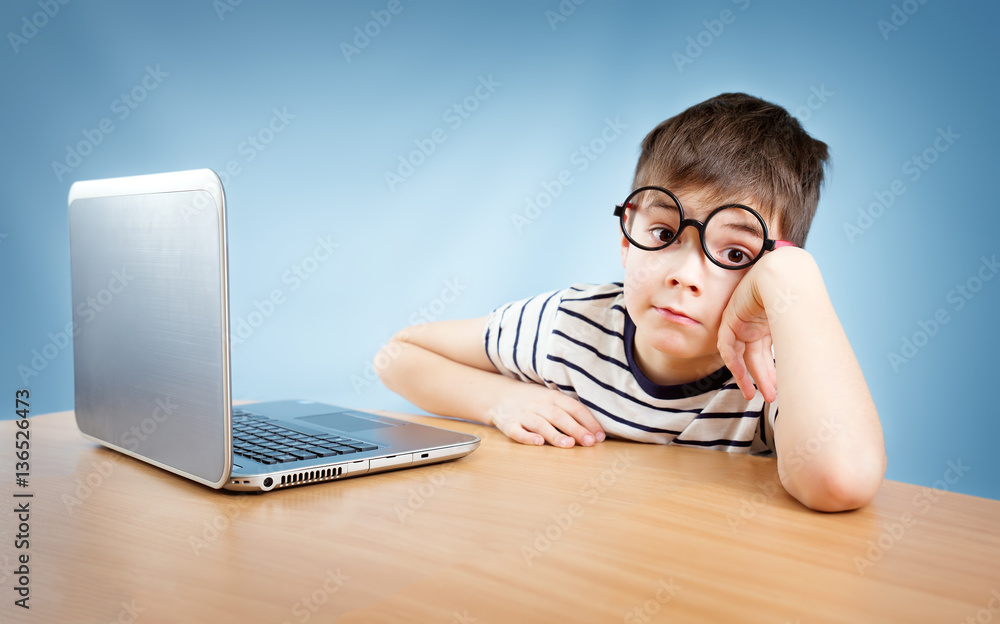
[654,306,699,326]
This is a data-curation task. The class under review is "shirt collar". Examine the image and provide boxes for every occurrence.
[623,309,733,400]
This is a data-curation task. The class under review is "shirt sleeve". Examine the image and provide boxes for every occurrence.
[483,288,565,385]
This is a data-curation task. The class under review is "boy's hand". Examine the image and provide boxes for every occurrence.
[717,262,778,404]
[488,384,606,448]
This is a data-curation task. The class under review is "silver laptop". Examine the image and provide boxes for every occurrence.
[67,168,479,492]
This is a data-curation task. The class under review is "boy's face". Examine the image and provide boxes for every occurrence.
[620,186,782,381]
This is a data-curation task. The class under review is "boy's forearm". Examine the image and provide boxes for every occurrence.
[377,337,519,425]
[759,248,887,511]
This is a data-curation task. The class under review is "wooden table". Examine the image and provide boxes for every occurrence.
[2,408,998,623]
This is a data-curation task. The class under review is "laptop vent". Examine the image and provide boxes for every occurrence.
[278,466,344,488]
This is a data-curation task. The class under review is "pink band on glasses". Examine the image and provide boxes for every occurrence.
[773,240,795,248]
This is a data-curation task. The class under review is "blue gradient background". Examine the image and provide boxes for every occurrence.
[1,1,997,499]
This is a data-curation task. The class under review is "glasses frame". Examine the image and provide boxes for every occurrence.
[613,185,795,270]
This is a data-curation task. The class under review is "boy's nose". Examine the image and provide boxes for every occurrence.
[661,230,705,292]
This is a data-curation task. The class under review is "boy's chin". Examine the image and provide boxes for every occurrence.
[634,318,720,361]
[644,335,718,362]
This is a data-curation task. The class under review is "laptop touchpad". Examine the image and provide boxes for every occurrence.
[296,412,395,433]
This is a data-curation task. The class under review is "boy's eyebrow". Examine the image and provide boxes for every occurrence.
[642,197,679,210]
[716,220,764,237]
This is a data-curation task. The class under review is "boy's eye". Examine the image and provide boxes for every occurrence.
[715,245,758,267]
[724,249,746,264]
[650,227,676,244]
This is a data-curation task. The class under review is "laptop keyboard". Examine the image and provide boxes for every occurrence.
[232,408,379,465]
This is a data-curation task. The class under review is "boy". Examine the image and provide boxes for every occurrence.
[377,93,886,512]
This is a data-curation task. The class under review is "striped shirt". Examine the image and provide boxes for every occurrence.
[484,282,778,455]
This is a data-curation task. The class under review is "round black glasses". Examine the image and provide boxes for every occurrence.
[613,186,794,270]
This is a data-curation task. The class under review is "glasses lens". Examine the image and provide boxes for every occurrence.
[704,206,766,268]
[623,189,681,249]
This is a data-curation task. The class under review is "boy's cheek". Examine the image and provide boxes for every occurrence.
[702,309,726,337]
[719,273,749,305]
[620,276,639,309]
[621,261,646,296]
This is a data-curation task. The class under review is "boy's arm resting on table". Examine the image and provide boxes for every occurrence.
[720,247,887,512]
[376,318,604,448]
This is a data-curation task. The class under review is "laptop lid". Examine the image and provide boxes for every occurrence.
[68,169,233,488]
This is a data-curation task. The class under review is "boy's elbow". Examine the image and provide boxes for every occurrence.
[802,468,883,513]
[785,453,887,512]
[374,330,414,388]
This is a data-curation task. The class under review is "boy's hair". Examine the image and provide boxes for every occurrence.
[633,92,829,247]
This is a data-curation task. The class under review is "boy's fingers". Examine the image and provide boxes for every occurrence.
[545,406,598,446]
[491,409,544,445]
[503,423,544,446]
[736,374,756,402]
[744,341,772,403]
[763,334,776,390]
[724,341,754,399]
[554,394,604,440]
[717,328,747,381]
[525,414,576,448]
[732,346,758,401]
